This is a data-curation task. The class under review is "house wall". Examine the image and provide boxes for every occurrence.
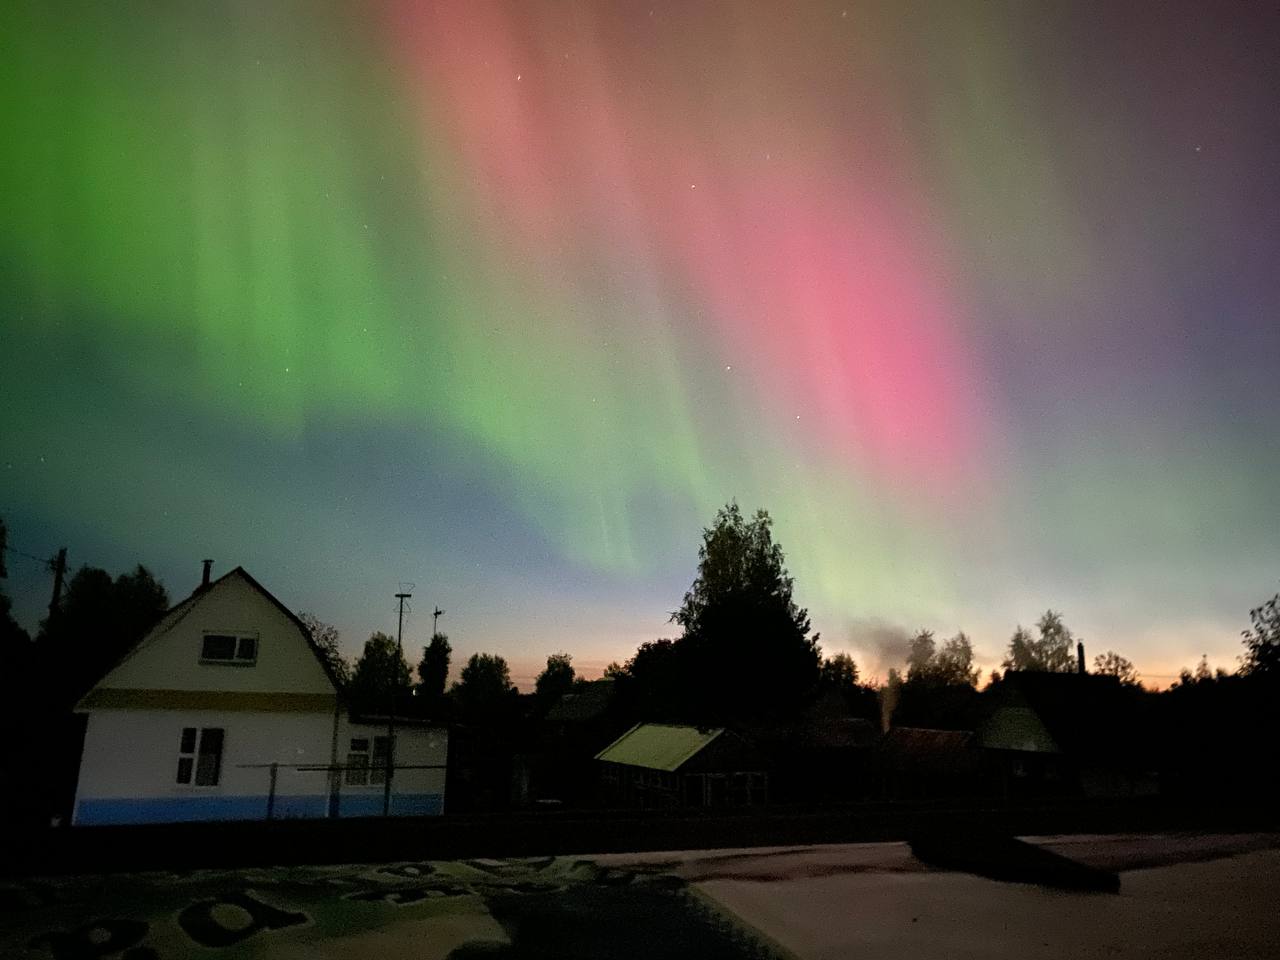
[73,707,337,825]
[334,720,448,817]
[92,573,334,697]
[74,712,450,824]
[71,570,448,824]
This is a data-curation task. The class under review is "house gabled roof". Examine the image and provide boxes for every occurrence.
[595,722,723,772]
[981,672,1151,766]
[81,566,344,701]
[803,717,880,751]
[547,679,616,723]
[883,726,974,756]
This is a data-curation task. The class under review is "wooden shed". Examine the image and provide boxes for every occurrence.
[595,723,768,808]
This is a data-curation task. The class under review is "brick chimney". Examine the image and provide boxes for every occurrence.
[1077,641,1086,675]
[201,559,213,590]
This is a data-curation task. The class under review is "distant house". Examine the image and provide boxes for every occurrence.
[978,672,1156,799]
[595,723,768,808]
[879,727,978,800]
[72,565,447,825]
[532,679,624,806]
[546,679,617,728]
[752,690,880,803]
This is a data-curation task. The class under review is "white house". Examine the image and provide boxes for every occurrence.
[72,565,447,825]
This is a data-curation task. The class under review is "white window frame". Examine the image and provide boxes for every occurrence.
[370,736,391,786]
[176,726,225,787]
[345,737,371,786]
[344,735,391,787]
[200,632,259,665]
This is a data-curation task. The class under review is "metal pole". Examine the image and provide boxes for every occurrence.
[267,762,278,821]
[385,591,410,816]
[47,547,67,620]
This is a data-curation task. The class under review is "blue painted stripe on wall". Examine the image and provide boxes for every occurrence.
[337,793,444,818]
[75,793,442,825]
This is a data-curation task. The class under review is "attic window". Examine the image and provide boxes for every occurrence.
[201,633,258,664]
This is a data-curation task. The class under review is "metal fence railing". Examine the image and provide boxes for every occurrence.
[236,762,447,820]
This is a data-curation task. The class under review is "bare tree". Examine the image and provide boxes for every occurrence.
[298,611,350,687]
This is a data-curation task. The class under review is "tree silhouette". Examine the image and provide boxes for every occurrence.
[0,590,26,656]
[0,518,31,657]
[1003,625,1036,672]
[349,632,411,708]
[1171,654,1229,688]
[616,638,685,721]
[38,563,168,703]
[417,632,451,699]
[1241,587,1280,677]
[820,652,860,690]
[1198,656,1217,681]
[935,632,980,687]
[535,652,575,701]
[602,661,626,680]
[670,502,820,721]
[905,630,937,683]
[818,652,879,721]
[451,652,515,720]
[1002,611,1077,673]
[297,611,350,688]
[890,631,981,728]
[904,630,978,687]
[1092,650,1139,685]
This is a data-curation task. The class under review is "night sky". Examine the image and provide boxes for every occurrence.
[3,1,1278,687]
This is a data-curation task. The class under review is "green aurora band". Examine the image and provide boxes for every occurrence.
[3,2,1277,678]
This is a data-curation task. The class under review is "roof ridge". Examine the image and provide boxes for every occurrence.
[80,565,344,702]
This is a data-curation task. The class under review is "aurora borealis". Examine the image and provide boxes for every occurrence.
[3,2,1278,686]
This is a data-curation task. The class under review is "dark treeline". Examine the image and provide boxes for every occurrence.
[368,503,1280,810]
[0,518,172,827]
[3,507,1279,821]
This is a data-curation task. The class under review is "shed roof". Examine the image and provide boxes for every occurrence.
[595,722,723,772]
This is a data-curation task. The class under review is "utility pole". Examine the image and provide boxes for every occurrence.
[47,547,67,621]
[433,606,445,637]
[384,590,411,816]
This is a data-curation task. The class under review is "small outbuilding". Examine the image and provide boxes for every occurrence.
[979,671,1156,798]
[879,726,978,799]
[596,723,768,808]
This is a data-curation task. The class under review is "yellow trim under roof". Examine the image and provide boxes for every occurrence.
[595,722,724,771]
[79,689,337,712]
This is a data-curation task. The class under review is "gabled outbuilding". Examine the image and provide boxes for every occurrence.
[595,722,768,807]
[978,671,1156,798]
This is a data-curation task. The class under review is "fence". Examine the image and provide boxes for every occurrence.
[236,762,447,820]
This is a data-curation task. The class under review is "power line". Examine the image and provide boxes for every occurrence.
[0,541,56,567]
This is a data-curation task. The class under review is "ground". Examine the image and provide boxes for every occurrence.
[4,834,1278,959]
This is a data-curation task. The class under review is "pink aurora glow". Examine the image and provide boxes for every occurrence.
[385,2,988,486]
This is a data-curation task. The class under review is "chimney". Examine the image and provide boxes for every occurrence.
[201,559,213,589]
[1077,641,1086,675]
